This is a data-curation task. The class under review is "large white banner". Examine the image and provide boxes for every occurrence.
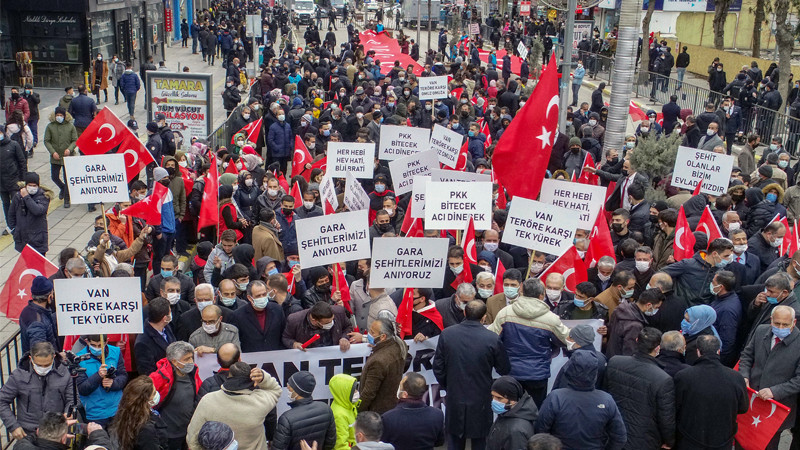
[430,169,491,183]
[389,150,439,195]
[296,210,371,267]
[53,278,144,336]
[429,124,464,169]
[672,146,735,196]
[344,172,370,212]
[503,197,580,254]
[64,154,130,204]
[418,75,450,100]
[196,319,602,414]
[378,125,431,160]
[425,181,493,230]
[326,142,375,179]
[370,237,449,288]
[539,179,607,229]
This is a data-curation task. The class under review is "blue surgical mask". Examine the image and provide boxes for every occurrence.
[468,130,475,137]
[161,270,174,278]
[367,333,376,345]
[767,295,780,305]
[681,318,692,334]
[288,260,300,268]
[491,399,508,415]
[268,267,279,276]
[766,193,778,203]
[716,257,730,268]
[89,346,102,357]
[773,326,792,339]
[504,286,519,298]
[573,298,586,308]
[375,184,386,193]
[252,296,269,309]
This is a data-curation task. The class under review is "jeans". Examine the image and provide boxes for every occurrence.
[51,164,68,201]
[192,36,198,53]
[27,118,38,145]
[447,434,485,450]
[114,84,120,103]
[571,83,580,106]
[676,67,686,89]
[1,189,11,225]
[124,92,136,117]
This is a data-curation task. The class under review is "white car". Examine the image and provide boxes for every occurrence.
[366,0,381,11]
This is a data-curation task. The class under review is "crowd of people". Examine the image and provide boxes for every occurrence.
[3,0,800,449]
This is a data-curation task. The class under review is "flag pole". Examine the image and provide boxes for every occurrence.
[100,202,109,236]
[526,251,535,280]
[334,262,341,293]
[99,334,106,366]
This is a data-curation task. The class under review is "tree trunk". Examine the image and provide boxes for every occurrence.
[712,0,732,49]
[752,0,765,57]
[637,0,655,85]
[774,0,792,110]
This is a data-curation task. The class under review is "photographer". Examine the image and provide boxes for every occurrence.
[15,411,112,449]
[75,335,128,427]
[0,342,74,439]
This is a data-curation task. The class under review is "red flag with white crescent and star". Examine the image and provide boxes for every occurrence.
[0,245,59,322]
[397,288,414,339]
[282,271,296,295]
[673,205,696,261]
[292,136,313,180]
[461,216,477,266]
[538,246,587,293]
[443,140,469,172]
[290,182,303,207]
[735,387,790,450]
[696,205,723,246]
[230,117,263,146]
[120,182,169,225]
[585,207,616,268]
[494,259,506,295]
[492,52,559,200]
[198,151,220,230]
[76,108,155,180]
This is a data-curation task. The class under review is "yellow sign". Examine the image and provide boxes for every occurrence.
[548,9,557,19]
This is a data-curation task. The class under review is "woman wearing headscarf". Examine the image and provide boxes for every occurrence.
[681,305,720,364]
[234,170,260,224]
[233,243,258,281]
[219,185,247,242]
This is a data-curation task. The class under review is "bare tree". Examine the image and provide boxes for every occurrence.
[752,0,766,57]
[637,0,656,85]
[774,0,792,110]
[712,0,733,49]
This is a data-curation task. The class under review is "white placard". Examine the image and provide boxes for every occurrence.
[54,278,144,336]
[378,125,431,160]
[503,197,579,254]
[344,172,370,211]
[370,237,449,288]
[539,179,607,229]
[424,181,492,230]
[63,154,130,204]
[319,175,339,212]
[429,124,464,168]
[672,146,735,196]
[246,14,261,37]
[430,168,491,183]
[411,176,430,218]
[517,41,529,60]
[469,23,480,35]
[418,75,450,100]
[326,142,375,179]
[296,210,371,267]
[389,150,439,195]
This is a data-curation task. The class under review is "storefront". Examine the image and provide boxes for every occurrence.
[165,0,195,43]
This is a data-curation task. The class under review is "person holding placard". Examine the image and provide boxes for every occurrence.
[75,334,128,427]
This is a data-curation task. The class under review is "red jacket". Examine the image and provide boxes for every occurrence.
[149,357,201,409]
[5,97,30,122]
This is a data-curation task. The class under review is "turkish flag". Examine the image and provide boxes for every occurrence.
[397,288,414,338]
[276,173,290,193]
[282,271,296,295]
[674,205,696,261]
[401,198,417,234]
[444,140,469,172]
[696,205,723,246]
[480,120,492,149]
[491,168,509,210]
[311,156,328,173]
[290,182,303,207]
[461,216,477,266]
[292,136,313,180]
[538,246,587,293]
[577,153,600,185]
[693,178,704,196]
[494,259,506,295]
[0,245,59,322]
[735,387,790,450]
[230,118,263,146]
[120,182,168,225]
[450,266,474,290]
[224,159,243,175]
[585,207,616,268]
[198,152,220,229]
[77,108,155,180]
[333,263,352,313]
[770,215,795,257]
[791,220,800,257]
[492,53,559,201]
[629,101,649,122]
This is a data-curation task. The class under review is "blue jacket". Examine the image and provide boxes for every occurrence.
[268,120,294,158]
[572,66,586,85]
[275,210,298,252]
[710,291,742,364]
[68,93,97,129]
[118,70,141,96]
[502,56,511,77]
[536,351,627,450]
[158,188,176,234]
[19,301,58,354]
[190,23,200,37]
[382,399,445,449]
[467,133,486,161]
[76,344,128,420]
[220,33,234,51]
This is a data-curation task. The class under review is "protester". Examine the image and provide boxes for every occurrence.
[358,318,407,414]
[272,371,337,450]
[486,376,539,450]
[381,373,445,449]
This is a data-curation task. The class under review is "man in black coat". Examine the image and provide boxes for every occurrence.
[655,330,690,377]
[133,298,176,375]
[0,124,27,231]
[435,283,474,329]
[433,301,510,450]
[547,129,570,173]
[272,371,337,450]
[175,285,234,342]
[662,94,681,134]
[230,280,286,352]
[145,255,196,303]
[748,221,784,272]
[604,327,675,450]
[674,335,747,449]
[590,82,605,114]
[382,373,445,449]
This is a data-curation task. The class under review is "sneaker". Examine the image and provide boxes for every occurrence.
[2,227,10,236]
[58,191,65,200]
[88,205,97,212]
[63,200,70,209]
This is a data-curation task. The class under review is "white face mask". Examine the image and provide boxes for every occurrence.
[733,244,747,254]
[202,321,220,334]
[179,161,188,168]
[450,264,464,275]
[545,289,561,301]
[635,261,651,272]
[166,292,181,305]
[598,273,611,282]
[483,242,498,252]
[197,300,213,311]
[245,179,254,187]
[321,320,335,330]
[728,222,741,232]
[530,262,544,275]
[267,188,279,197]
[707,129,716,136]
[149,390,160,407]
[33,363,53,376]
[26,186,38,195]
[304,201,315,209]
[588,119,597,126]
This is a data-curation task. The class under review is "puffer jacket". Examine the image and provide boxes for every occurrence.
[604,353,676,449]
[8,188,50,254]
[746,198,786,236]
[661,252,718,306]
[486,393,539,450]
[467,132,486,160]
[0,353,72,433]
[488,297,570,381]
[234,171,260,220]
[536,351,627,450]
[0,136,26,192]
[75,344,127,421]
[606,301,648,358]
[149,357,201,410]
[272,397,338,450]
[268,120,294,158]
[43,112,78,165]
[330,374,359,450]
[162,156,186,220]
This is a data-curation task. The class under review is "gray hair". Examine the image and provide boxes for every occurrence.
[766,272,793,293]
[772,305,796,318]
[455,283,476,298]
[30,341,55,358]
[166,341,194,362]
[115,263,134,276]
[195,283,214,297]
[597,256,615,269]
[521,278,545,299]
[660,330,686,352]
[476,271,495,285]
[65,257,84,272]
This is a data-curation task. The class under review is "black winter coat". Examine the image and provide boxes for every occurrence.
[486,394,538,450]
[8,189,49,254]
[230,302,286,352]
[272,398,337,450]
[673,356,747,450]
[381,399,445,449]
[433,320,511,439]
[0,137,27,192]
[604,353,676,449]
[661,252,718,306]
[133,322,176,375]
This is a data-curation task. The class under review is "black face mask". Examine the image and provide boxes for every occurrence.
[607,157,619,166]
[316,283,331,293]
[570,147,580,153]
[159,179,170,187]
[620,169,629,177]
[377,223,392,233]
[611,223,624,233]
[166,167,177,176]
[283,207,294,216]
[10,93,19,100]
[649,215,659,224]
